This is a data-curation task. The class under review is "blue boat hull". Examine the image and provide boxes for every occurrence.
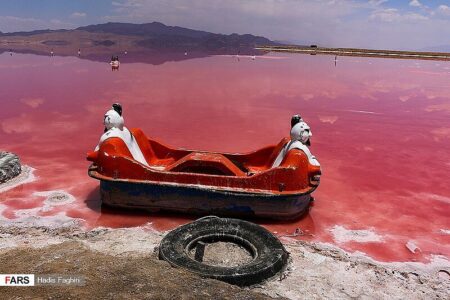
[99,179,312,220]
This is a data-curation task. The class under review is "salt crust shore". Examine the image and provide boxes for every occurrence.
[329,225,384,243]
[0,216,448,299]
[0,178,448,298]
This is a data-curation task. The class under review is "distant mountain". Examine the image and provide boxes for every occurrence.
[76,22,275,50]
[77,22,211,39]
[1,29,68,37]
[1,22,276,51]
[0,22,276,64]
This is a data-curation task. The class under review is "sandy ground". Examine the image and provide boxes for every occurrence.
[1,222,449,300]
[0,241,278,300]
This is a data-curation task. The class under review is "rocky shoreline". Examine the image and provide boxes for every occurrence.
[0,151,21,184]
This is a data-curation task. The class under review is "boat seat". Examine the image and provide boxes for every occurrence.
[95,137,134,160]
[130,128,176,167]
[267,137,290,167]
[244,137,289,173]
[166,152,246,176]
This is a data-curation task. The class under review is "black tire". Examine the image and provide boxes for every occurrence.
[159,216,289,286]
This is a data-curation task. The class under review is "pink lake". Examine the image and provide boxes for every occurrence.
[0,52,449,263]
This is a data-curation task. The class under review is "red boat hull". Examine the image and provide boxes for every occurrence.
[87,128,321,220]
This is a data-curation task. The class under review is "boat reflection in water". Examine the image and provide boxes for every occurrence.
[110,55,120,71]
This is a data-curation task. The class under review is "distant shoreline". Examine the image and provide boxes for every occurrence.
[256,45,450,61]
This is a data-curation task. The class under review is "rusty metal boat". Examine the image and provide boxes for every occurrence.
[87,125,321,220]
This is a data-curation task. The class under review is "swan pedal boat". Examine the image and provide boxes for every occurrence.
[110,60,120,67]
[87,128,321,220]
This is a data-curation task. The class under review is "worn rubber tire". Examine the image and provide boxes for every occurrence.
[159,217,288,286]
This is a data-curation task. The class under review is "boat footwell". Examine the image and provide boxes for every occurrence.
[99,180,312,220]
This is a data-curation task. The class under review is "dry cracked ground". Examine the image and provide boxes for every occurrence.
[0,225,449,300]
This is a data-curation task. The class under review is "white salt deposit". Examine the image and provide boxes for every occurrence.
[330,225,384,243]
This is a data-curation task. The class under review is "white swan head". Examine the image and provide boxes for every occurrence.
[290,121,312,146]
[104,109,124,131]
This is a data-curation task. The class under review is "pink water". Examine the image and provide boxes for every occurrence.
[0,52,449,263]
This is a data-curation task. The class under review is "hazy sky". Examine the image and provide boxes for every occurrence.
[1,0,450,50]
